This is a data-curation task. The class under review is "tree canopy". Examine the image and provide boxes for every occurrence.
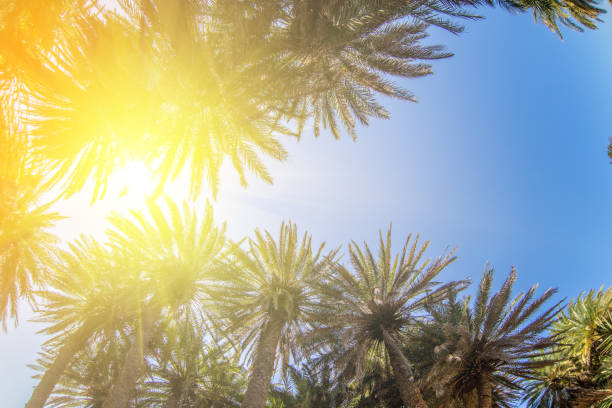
[0,1,610,407]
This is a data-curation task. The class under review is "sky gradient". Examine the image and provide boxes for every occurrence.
[1,6,611,406]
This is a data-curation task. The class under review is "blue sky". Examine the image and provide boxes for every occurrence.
[2,6,611,406]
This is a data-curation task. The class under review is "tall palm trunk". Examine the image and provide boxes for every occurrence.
[462,391,478,408]
[102,309,157,408]
[477,371,492,408]
[382,329,429,408]
[26,321,96,408]
[241,318,284,408]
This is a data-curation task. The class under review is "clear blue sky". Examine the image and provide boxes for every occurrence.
[1,7,611,406]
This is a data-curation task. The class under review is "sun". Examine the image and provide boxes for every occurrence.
[52,156,272,243]
[97,159,199,218]
[104,159,220,211]
[108,160,158,202]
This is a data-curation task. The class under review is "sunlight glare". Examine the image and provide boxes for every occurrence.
[110,161,157,202]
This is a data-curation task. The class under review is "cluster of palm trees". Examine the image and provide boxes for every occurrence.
[16,200,612,407]
[1,0,611,407]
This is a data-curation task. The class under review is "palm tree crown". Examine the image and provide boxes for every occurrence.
[430,268,561,408]
[311,227,463,408]
[0,103,62,328]
[524,287,612,408]
[216,222,336,408]
[27,236,141,408]
[100,198,228,407]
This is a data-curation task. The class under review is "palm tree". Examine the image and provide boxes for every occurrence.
[101,198,228,406]
[27,12,169,201]
[0,102,62,328]
[271,0,464,139]
[524,287,612,408]
[429,268,561,408]
[26,198,226,407]
[403,290,472,407]
[338,355,404,408]
[0,0,95,94]
[30,334,130,407]
[268,362,344,408]
[522,356,582,408]
[554,287,611,375]
[215,222,336,408]
[310,226,464,408]
[27,2,290,201]
[139,319,246,407]
[26,237,141,408]
[26,0,455,200]
[467,0,607,37]
[355,372,401,408]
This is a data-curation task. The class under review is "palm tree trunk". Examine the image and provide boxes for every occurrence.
[382,329,429,408]
[102,309,156,408]
[241,318,284,408]
[165,394,180,408]
[165,386,184,408]
[26,322,96,408]
[462,391,478,408]
[477,371,493,408]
